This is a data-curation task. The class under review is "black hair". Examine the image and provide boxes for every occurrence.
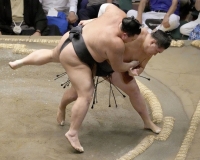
[121,16,141,36]
[151,30,171,49]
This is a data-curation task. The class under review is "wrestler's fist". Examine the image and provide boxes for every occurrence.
[130,60,139,69]
[128,68,139,77]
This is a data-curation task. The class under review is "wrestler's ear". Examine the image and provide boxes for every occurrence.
[150,39,157,46]
[122,33,128,40]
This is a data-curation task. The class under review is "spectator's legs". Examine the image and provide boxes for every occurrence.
[127,9,138,18]
[180,13,200,36]
[78,4,101,20]
[158,13,180,32]
[127,10,181,32]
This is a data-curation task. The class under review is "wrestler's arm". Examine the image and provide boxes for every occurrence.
[128,56,151,76]
[162,0,178,28]
[107,39,139,72]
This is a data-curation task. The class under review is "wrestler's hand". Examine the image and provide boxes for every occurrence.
[128,68,140,77]
[130,60,139,69]
[78,19,93,26]
[0,31,2,35]
[67,11,78,24]
[162,15,170,28]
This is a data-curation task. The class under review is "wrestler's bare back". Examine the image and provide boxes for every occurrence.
[54,5,127,65]
[81,9,126,63]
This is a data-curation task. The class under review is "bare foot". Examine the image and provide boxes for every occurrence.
[144,121,161,134]
[65,132,84,153]
[8,60,23,70]
[57,106,65,126]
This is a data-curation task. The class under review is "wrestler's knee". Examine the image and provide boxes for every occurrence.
[71,93,78,101]
[125,81,140,96]
[169,14,180,29]
[49,48,60,62]
[81,90,94,105]
[65,92,77,102]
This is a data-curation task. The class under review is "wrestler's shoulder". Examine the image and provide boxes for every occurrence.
[106,38,125,52]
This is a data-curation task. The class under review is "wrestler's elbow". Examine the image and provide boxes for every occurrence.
[98,3,112,17]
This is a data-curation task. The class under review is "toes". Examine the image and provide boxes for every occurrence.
[8,62,14,69]
[154,128,161,134]
[75,146,84,153]
[60,121,65,126]
[144,127,161,134]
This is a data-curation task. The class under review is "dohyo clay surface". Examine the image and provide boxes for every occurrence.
[0,36,200,160]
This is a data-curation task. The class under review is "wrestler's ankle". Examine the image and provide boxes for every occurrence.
[66,130,78,137]
[11,60,24,69]
[143,121,150,127]
[58,105,66,112]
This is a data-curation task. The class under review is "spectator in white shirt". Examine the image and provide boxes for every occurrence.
[39,0,78,35]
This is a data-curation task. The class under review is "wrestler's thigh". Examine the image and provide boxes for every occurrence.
[59,43,84,67]
[110,72,139,94]
[67,66,94,97]
[59,45,94,97]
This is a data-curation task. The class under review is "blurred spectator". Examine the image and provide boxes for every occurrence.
[78,0,119,20]
[39,0,78,35]
[118,0,133,13]
[179,0,191,20]
[127,0,180,32]
[180,0,200,36]
[0,0,48,36]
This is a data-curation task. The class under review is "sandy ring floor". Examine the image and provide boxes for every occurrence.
[0,37,199,159]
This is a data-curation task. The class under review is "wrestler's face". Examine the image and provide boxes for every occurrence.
[143,37,165,56]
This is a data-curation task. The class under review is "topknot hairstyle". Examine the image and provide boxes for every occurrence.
[121,16,142,36]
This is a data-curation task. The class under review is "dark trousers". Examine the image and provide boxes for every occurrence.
[78,3,119,20]
[78,4,102,20]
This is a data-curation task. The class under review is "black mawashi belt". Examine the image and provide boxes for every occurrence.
[153,10,166,13]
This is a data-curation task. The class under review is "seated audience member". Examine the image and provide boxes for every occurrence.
[39,0,78,35]
[127,0,180,32]
[180,0,200,36]
[179,0,191,19]
[0,0,48,36]
[118,0,133,13]
[78,0,119,20]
